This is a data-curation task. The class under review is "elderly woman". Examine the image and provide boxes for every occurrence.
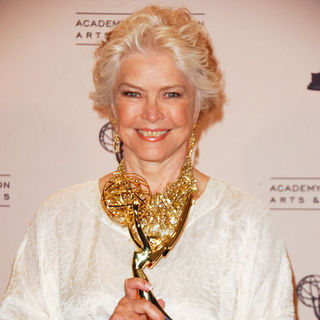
[0,6,294,320]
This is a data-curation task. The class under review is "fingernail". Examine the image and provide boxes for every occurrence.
[145,282,153,291]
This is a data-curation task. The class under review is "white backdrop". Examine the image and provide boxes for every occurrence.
[1,0,319,318]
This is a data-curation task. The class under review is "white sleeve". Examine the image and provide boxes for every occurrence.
[235,204,295,319]
[0,206,64,320]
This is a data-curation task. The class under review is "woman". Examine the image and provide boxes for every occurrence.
[0,6,294,320]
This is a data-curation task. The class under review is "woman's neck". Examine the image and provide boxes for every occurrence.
[123,151,187,194]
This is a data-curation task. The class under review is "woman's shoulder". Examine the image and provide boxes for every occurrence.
[43,180,98,203]
[203,177,268,219]
[36,180,100,221]
[194,168,264,213]
[202,178,279,242]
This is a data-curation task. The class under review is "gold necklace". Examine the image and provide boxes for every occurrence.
[101,156,198,252]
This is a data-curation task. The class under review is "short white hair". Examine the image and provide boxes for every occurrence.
[91,6,224,114]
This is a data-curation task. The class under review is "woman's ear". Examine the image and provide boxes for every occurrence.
[192,91,201,123]
[193,103,201,124]
[110,103,116,119]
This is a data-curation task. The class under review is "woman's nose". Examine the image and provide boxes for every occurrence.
[141,97,164,122]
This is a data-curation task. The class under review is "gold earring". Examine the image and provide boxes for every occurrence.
[112,120,121,154]
[188,125,196,158]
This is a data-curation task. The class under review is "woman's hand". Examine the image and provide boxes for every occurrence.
[110,278,166,320]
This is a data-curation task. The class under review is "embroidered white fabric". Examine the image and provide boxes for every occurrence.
[0,179,295,319]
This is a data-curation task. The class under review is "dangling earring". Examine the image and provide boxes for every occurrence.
[188,124,196,158]
[112,120,121,154]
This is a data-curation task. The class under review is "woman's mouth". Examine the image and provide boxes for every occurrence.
[136,129,169,141]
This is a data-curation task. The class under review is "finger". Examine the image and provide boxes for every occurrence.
[157,299,165,309]
[111,306,146,320]
[116,297,164,320]
[133,299,166,320]
[124,277,153,299]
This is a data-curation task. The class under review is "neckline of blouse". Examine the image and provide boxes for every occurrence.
[94,177,223,235]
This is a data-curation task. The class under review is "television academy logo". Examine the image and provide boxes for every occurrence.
[0,174,11,208]
[297,275,320,319]
[99,122,123,163]
[269,177,320,211]
[75,12,128,45]
[75,11,205,46]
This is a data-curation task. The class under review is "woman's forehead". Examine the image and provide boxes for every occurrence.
[115,52,193,89]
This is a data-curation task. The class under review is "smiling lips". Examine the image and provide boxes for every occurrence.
[136,129,169,142]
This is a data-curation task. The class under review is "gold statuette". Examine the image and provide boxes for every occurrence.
[101,157,197,320]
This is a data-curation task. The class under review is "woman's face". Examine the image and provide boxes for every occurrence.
[112,51,199,163]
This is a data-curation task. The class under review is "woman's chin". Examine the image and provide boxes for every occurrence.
[133,152,170,163]
[123,139,189,164]
[124,148,174,164]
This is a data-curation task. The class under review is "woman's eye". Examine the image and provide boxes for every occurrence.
[165,92,181,98]
[123,91,140,97]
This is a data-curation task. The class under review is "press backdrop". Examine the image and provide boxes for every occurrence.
[1,0,319,318]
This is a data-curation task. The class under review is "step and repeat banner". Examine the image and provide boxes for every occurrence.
[1,0,319,318]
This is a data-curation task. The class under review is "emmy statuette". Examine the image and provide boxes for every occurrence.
[101,158,197,320]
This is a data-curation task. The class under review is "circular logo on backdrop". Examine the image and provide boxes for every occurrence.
[297,275,320,319]
[99,122,114,153]
[99,122,123,163]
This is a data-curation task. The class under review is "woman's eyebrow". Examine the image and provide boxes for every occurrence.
[161,85,186,90]
[117,82,143,90]
[117,83,187,92]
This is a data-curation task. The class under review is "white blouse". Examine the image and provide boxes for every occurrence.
[0,179,295,319]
